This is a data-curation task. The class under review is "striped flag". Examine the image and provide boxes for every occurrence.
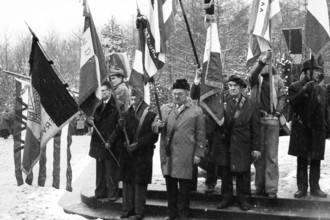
[247,0,282,66]
[200,22,224,126]
[22,37,78,175]
[130,0,177,103]
[78,0,109,116]
[305,0,330,55]
[106,52,130,79]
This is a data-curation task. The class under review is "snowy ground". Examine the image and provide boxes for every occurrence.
[1,128,330,219]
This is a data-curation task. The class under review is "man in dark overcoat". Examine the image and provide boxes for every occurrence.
[88,81,123,201]
[112,89,158,220]
[217,75,261,211]
[288,59,329,198]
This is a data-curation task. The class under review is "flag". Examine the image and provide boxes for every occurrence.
[282,28,302,63]
[200,22,224,126]
[247,0,282,66]
[22,37,78,175]
[79,0,109,116]
[106,52,130,79]
[305,0,330,55]
[130,0,177,103]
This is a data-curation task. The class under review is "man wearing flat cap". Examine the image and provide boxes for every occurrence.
[248,50,286,199]
[216,75,260,211]
[109,67,130,111]
[152,79,206,220]
[288,59,329,198]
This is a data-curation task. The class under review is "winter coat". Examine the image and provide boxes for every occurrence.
[89,97,123,160]
[288,78,329,160]
[152,100,206,180]
[190,83,226,164]
[224,94,260,172]
[115,102,159,184]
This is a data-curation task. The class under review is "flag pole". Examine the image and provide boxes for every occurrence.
[178,0,201,68]
[150,77,162,120]
[269,11,274,114]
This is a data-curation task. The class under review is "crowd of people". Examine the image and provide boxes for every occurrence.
[86,51,329,220]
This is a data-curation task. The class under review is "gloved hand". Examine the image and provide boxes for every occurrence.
[251,151,261,159]
[193,156,201,165]
[126,142,138,153]
[260,49,272,64]
[194,68,202,85]
[303,81,315,94]
[118,119,126,128]
[104,143,112,151]
[87,117,94,126]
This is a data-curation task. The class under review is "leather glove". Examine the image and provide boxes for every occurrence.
[87,117,94,126]
[194,68,202,85]
[251,151,261,160]
[193,156,201,165]
[260,49,272,64]
[104,143,112,151]
[126,142,138,153]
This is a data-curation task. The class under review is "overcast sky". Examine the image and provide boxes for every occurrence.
[0,0,136,43]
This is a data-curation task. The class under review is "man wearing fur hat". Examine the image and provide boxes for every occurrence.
[216,75,260,211]
[288,59,329,198]
[152,79,206,220]
[109,67,130,111]
[249,50,287,199]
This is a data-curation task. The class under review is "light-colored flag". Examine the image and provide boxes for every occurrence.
[22,37,78,175]
[247,0,282,66]
[78,0,109,116]
[305,0,330,54]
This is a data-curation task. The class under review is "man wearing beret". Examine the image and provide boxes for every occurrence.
[249,50,287,199]
[109,67,130,111]
[152,79,206,220]
[216,75,260,211]
[288,59,329,198]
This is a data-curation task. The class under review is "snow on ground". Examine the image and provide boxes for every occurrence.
[1,130,330,219]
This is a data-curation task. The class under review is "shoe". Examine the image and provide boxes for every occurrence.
[120,210,135,218]
[217,199,231,209]
[268,193,277,199]
[204,186,215,194]
[108,196,118,202]
[163,217,177,220]
[311,189,327,198]
[129,214,144,220]
[238,198,251,211]
[254,190,265,196]
[294,190,307,198]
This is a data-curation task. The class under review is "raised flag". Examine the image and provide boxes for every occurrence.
[22,37,78,175]
[106,52,130,79]
[247,0,282,66]
[305,0,330,55]
[79,0,109,116]
[200,22,224,126]
[130,0,176,103]
[282,28,302,63]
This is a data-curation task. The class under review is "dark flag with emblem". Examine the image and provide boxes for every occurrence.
[22,36,78,175]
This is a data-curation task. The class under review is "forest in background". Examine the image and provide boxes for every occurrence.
[0,0,328,112]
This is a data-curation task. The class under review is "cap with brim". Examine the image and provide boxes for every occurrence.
[172,79,190,91]
[227,75,247,88]
[109,67,125,77]
[301,60,322,71]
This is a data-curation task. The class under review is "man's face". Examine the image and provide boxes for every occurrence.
[101,85,111,100]
[110,75,122,86]
[306,69,322,83]
[172,89,188,105]
[228,81,243,97]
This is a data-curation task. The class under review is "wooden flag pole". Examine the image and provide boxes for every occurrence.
[178,0,201,68]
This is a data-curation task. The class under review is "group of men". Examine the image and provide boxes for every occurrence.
[87,50,329,220]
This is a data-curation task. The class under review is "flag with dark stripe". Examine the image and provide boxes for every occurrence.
[22,36,78,175]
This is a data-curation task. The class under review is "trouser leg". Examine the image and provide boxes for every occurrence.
[219,166,233,197]
[309,159,321,191]
[13,141,24,186]
[264,119,279,194]
[254,120,266,192]
[297,157,308,192]
[135,183,148,216]
[122,181,134,213]
[236,171,251,198]
[165,176,178,218]
[178,178,191,218]
[95,159,107,197]
[205,162,218,188]
[190,164,198,191]
[38,146,47,187]
[105,157,119,198]
[52,134,61,189]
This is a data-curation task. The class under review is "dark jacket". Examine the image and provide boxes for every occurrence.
[89,97,123,160]
[190,83,225,164]
[115,102,159,184]
[288,78,329,160]
[224,94,261,172]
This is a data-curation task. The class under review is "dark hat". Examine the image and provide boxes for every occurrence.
[260,64,277,75]
[227,75,247,88]
[172,79,190,91]
[109,67,125,77]
[301,59,323,71]
[130,87,143,96]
